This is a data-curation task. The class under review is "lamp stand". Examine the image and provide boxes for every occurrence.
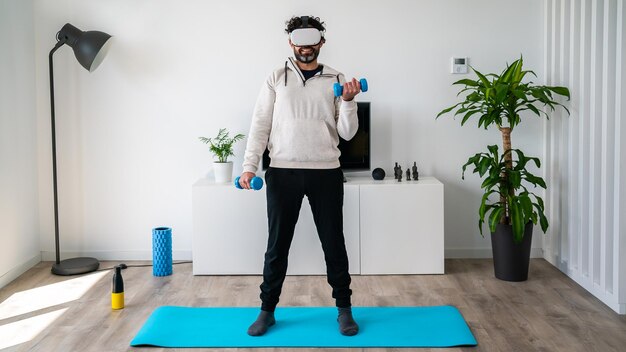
[49,40,99,276]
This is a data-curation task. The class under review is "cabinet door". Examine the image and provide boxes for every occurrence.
[192,185,267,275]
[192,183,360,275]
[359,183,444,274]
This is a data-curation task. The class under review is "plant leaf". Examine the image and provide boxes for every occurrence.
[489,206,504,233]
[453,79,480,86]
[509,199,524,244]
[436,103,461,118]
[472,67,492,88]
[547,86,571,99]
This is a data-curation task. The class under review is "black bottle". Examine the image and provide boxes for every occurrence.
[112,265,124,310]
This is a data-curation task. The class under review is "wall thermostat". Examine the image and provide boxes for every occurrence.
[451,57,468,74]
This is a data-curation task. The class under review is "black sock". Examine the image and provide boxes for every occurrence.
[337,307,359,336]
[247,310,276,336]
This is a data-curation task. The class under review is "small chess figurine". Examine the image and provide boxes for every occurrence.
[412,162,419,181]
[397,164,402,182]
[406,168,411,181]
[394,162,400,179]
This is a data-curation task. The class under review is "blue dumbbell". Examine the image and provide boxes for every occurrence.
[234,176,264,190]
[333,78,368,97]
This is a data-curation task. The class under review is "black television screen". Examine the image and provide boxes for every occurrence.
[262,101,371,170]
[338,101,370,170]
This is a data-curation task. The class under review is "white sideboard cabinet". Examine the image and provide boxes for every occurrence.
[192,176,444,275]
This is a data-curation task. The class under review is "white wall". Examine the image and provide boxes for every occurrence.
[0,0,42,289]
[32,0,546,261]
[543,0,625,314]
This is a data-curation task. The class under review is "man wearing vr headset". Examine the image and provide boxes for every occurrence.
[239,16,362,337]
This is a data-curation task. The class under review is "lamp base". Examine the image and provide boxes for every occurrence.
[51,257,100,276]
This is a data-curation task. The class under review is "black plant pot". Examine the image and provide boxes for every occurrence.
[490,221,533,282]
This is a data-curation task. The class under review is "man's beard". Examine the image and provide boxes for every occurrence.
[294,46,319,63]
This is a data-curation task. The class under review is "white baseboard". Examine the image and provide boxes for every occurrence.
[0,254,42,290]
[543,252,625,315]
[40,250,192,262]
[445,247,544,259]
[41,248,543,261]
[563,265,626,314]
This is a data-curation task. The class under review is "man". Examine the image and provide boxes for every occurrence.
[238,15,362,337]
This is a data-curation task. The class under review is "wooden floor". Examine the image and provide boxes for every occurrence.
[1,259,625,352]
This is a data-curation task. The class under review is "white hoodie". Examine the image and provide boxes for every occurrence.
[242,57,359,173]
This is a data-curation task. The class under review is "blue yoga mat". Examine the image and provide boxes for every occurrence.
[131,306,477,348]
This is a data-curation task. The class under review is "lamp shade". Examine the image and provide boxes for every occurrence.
[57,23,112,72]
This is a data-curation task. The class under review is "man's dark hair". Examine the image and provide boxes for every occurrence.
[285,16,326,34]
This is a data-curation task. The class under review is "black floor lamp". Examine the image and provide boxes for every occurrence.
[49,23,112,276]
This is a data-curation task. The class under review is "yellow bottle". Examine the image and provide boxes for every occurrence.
[111,265,124,310]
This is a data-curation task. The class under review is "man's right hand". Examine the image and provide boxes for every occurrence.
[238,172,256,190]
[341,78,361,101]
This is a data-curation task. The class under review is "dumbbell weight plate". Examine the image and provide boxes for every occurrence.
[360,78,368,92]
[250,177,264,190]
[333,82,343,97]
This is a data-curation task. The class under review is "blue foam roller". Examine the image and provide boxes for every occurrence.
[152,227,172,277]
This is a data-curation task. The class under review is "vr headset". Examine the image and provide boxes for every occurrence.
[289,16,323,46]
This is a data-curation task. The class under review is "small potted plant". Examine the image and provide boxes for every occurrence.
[437,57,570,281]
[199,128,244,183]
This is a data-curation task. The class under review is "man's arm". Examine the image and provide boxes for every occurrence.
[242,77,275,174]
[335,75,359,141]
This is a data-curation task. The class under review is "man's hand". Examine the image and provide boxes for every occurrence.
[238,172,256,190]
[341,78,361,101]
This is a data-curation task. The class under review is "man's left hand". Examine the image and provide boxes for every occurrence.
[341,78,361,101]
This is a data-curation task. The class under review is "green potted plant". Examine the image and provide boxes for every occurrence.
[437,57,570,281]
[199,128,244,183]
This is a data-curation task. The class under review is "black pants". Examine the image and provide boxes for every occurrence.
[259,167,352,312]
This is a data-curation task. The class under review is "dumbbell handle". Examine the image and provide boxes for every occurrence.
[334,78,368,97]
[234,176,264,190]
